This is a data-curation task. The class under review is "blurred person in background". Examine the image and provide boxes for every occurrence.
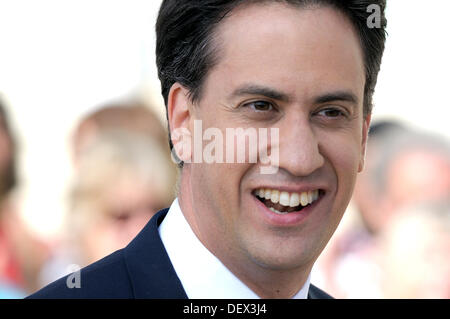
[380,132,450,220]
[314,120,450,298]
[0,99,52,297]
[379,200,450,298]
[352,120,409,235]
[0,99,25,298]
[39,100,177,286]
[1,99,56,298]
[71,100,168,167]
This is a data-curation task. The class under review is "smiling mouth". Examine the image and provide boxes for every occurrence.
[253,188,324,214]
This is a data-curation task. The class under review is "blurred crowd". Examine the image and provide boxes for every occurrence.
[0,93,449,298]
[0,96,177,297]
[313,120,450,298]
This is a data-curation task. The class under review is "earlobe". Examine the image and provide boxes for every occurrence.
[167,83,193,162]
[358,114,371,173]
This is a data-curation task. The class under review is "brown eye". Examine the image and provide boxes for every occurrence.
[317,108,346,118]
[244,100,274,112]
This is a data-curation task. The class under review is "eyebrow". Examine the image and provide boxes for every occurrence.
[313,91,359,105]
[229,84,359,106]
[229,84,291,102]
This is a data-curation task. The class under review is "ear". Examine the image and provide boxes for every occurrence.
[358,113,372,173]
[167,83,193,163]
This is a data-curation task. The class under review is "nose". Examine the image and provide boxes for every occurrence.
[276,116,324,177]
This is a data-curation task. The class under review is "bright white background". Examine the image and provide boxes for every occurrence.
[0,0,449,239]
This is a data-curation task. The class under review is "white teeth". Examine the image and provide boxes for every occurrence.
[269,207,289,215]
[300,192,308,206]
[259,189,265,198]
[312,189,319,201]
[255,188,321,209]
[289,192,300,207]
[279,191,290,206]
[270,190,280,204]
[307,191,313,204]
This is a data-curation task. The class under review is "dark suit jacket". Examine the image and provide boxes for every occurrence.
[28,209,332,299]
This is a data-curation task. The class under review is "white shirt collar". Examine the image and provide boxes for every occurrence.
[158,198,311,299]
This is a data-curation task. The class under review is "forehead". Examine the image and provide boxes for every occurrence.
[207,2,365,101]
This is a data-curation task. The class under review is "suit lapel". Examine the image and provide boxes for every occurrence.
[123,209,188,298]
[308,284,333,299]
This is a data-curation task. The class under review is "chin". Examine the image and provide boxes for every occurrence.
[242,236,319,272]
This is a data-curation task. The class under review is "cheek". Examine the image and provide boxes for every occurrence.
[321,130,362,201]
[197,162,249,208]
[334,141,361,174]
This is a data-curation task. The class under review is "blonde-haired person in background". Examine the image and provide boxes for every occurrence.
[39,100,177,286]
[71,101,168,167]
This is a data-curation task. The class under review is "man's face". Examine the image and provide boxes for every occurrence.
[180,3,369,279]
